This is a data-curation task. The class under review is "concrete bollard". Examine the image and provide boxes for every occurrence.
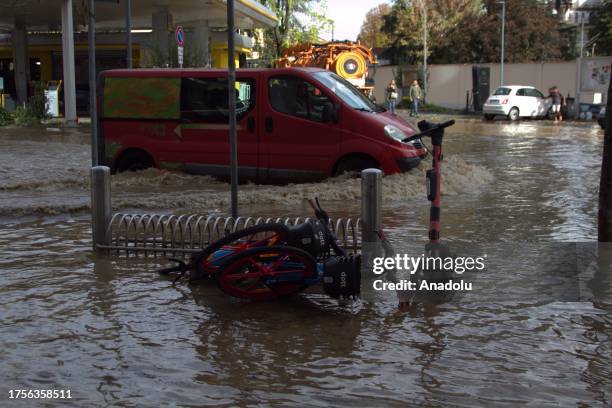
[91,166,111,251]
[361,168,383,278]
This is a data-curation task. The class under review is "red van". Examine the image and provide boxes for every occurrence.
[98,68,426,182]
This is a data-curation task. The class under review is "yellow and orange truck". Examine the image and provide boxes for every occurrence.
[276,41,377,97]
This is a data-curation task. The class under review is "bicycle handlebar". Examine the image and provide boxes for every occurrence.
[308,197,344,257]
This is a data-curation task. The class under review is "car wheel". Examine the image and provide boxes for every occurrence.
[508,107,520,121]
[484,114,495,121]
[115,151,154,173]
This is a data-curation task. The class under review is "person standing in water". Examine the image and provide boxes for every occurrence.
[549,86,564,122]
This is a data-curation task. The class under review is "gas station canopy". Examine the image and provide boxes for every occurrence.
[0,0,277,32]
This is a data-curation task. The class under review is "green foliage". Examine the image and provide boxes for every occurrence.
[13,106,38,126]
[5,82,50,126]
[381,0,573,64]
[0,107,13,126]
[256,0,333,61]
[28,81,50,121]
[143,39,207,68]
[383,0,483,65]
[589,0,612,56]
[358,3,393,49]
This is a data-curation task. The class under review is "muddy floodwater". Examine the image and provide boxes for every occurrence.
[1,117,610,406]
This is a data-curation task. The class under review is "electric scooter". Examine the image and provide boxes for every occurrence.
[377,119,456,307]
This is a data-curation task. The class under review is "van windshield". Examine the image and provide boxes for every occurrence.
[313,71,380,112]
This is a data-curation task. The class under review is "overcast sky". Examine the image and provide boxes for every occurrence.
[319,0,391,42]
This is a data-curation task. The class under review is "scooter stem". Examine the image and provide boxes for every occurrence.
[429,143,442,243]
[416,120,454,243]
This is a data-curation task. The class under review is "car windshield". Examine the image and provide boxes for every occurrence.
[313,71,380,112]
[493,87,512,96]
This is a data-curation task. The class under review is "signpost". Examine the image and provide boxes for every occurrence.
[175,26,184,68]
[227,0,238,218]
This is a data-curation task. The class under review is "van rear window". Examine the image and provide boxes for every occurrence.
[103,77,180,119]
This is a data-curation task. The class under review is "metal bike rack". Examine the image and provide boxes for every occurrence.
[100,212,361,256]
[90,166,381,258]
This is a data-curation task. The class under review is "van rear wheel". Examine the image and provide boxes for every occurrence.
[334,157,379,177]
[115,151,154,173]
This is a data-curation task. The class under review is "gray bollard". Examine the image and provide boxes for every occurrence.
[361,168,383,278]
[91,166,111,251]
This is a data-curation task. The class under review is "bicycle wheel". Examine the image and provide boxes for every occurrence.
[216,246,317,300]
[190,223,290,281]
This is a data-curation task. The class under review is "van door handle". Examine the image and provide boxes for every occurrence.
[265,117,273,133]
[247,116,255,133]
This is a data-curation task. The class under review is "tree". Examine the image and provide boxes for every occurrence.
[382,0,573,65]
[381,0,483,65]
[475,0,571,62]
[357,3,392,49]
[589,1,612,56]
[256,0,333,65]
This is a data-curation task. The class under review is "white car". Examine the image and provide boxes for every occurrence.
[483,85,552,121]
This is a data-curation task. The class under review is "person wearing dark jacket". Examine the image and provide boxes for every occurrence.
[408,79,423,117]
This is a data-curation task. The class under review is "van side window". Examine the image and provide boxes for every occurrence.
[181,77,255,122]
[269,76,331,122]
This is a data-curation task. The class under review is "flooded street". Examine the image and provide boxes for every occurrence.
[1,117,611,406]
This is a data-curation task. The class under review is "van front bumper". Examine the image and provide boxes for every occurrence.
[395,156,423,172]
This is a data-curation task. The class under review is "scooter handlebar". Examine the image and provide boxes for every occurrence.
[402,120,455,143]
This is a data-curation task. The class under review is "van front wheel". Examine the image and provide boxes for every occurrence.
[115,151,154,173]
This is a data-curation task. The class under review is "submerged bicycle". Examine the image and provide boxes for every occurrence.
[158,198,361,301]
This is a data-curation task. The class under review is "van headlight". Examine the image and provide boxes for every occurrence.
[384,125,406,141]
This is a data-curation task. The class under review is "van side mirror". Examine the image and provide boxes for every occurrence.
[322,102,339,123]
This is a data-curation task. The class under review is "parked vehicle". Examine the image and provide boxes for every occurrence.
[597,106,606,130]
[483,85,552,121]
[98,68,427,182]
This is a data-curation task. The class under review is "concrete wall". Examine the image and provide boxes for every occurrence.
[427,64,473,110]
[371,60,598,109]
[370,65,398,103]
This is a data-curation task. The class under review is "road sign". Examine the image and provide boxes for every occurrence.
[175,26,184,47]
[177,46,184,68]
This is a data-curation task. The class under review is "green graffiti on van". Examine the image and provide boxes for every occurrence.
[104,77,180,119]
